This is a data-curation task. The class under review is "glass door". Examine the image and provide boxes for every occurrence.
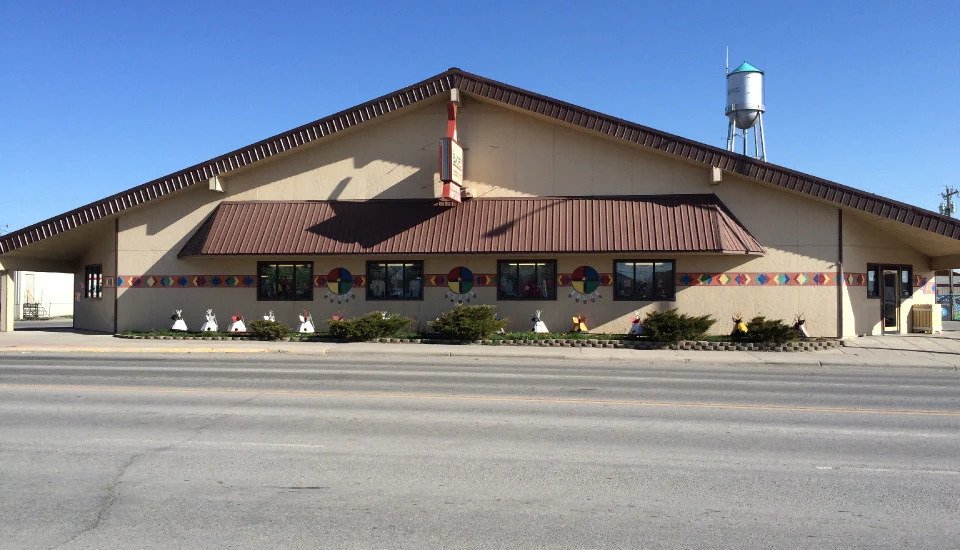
[882,269,900,333]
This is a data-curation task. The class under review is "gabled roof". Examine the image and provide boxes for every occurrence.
[3,67,960,256]
[179,195,764,257]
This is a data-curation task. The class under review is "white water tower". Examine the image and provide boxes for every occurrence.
[725,61,766,160]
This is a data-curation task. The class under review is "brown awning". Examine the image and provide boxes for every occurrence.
[179,195,764,257]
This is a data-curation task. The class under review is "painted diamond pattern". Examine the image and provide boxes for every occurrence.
[243,275,254,287]
[812,273,827,285]
[211,276,221,287]
[161,276,173,287]
[776,274,790,285]
[225,276,237,287]
[354,275,366,287]
[698,274,713,285]
[177,276,188,287]
[755,273,769,285]
[734,273,749,285]
[116,277,125,287]
[599,273,613,286]
[679,274,694,286]
[145,276,157,288]
[796,273,808,285]
[196,276,207,287]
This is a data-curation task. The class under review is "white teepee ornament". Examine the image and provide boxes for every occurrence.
[229,313,246,332]
[628,310,644,336]
[531,310,549,333]
[170,309,188,332]
[262,310,275,322]
[200,309,218,332]
[298,310,315,333]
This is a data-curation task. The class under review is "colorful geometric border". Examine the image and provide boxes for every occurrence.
[677,272,837,287]
[116,275,257,288]
[113,271,935,294]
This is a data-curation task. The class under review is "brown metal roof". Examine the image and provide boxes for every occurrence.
[4,67,959,256]
[178,195,764,256]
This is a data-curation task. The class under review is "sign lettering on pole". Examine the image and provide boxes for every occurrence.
[439,136,464,203]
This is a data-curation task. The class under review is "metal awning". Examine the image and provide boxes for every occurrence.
[179,195,764,257]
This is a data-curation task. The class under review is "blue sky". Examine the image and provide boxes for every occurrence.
[1,1,958,232]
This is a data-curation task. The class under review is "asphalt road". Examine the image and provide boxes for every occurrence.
[0,354,957,549]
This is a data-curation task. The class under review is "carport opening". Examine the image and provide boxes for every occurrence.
[13,270,75,331]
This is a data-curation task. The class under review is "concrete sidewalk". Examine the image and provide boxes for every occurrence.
[1,329,958,369]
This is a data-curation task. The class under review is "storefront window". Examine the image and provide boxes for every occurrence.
[257,262,313,301]
[867,264,912,299]
[367,261,423,300]
[497,260,556,300]
[84,264,103,299]
[614,260,675,301]
[867,266,879,298]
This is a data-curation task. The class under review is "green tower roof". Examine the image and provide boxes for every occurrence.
[730,61,762,74]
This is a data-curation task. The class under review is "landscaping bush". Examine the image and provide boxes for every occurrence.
[736,316,798,344]
[428,305,507,341]
[328,311,411,341]
[248,319,291,341]
[642,309,716,343]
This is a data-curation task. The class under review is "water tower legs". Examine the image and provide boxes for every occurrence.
[757,113,767,161]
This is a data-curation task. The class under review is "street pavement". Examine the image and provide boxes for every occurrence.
[0,353,957,548]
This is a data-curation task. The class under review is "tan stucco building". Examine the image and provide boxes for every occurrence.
[2,68,959,337]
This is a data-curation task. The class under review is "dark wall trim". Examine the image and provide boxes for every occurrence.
[837,209,844,338]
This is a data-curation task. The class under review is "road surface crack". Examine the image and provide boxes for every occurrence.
[50,393,262,549]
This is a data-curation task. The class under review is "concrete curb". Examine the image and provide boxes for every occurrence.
[0,341,956,370]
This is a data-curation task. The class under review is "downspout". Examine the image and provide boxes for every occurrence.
[837,209,844,338]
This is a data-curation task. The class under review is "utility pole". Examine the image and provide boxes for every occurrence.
[940,186,958,217]
[941,186,960,319]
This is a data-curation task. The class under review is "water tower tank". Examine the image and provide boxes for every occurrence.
[725,61,764,129]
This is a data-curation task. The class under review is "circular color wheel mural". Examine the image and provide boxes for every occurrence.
[571,266,600,294]
[447,266,474,295]
[326,268,353,295]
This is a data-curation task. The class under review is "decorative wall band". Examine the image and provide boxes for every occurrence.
[116,275,257,288]
[113,272,935,293]
[677,272,838,287]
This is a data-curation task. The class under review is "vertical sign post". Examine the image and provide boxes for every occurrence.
[439,95,464,203]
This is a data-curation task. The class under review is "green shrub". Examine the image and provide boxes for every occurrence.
[428,305,507,340]
[642,309,716,343]
[248,319,291,341]
[737,316,798,344]
[328,311,411,341]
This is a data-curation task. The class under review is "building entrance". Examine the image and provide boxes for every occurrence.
[882,269,901,333]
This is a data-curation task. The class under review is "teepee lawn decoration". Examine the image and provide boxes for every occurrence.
[229,313,246,333]
[568,265,602,303]
[262,310,275,322]
[628,311,644,337]
[323,268,357,304]
[200,309,218,332]
[445,266,478,303]
[170,309,188,332]
[531,309,549,333]
[298,310,316,333]
[793,314,810,339]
